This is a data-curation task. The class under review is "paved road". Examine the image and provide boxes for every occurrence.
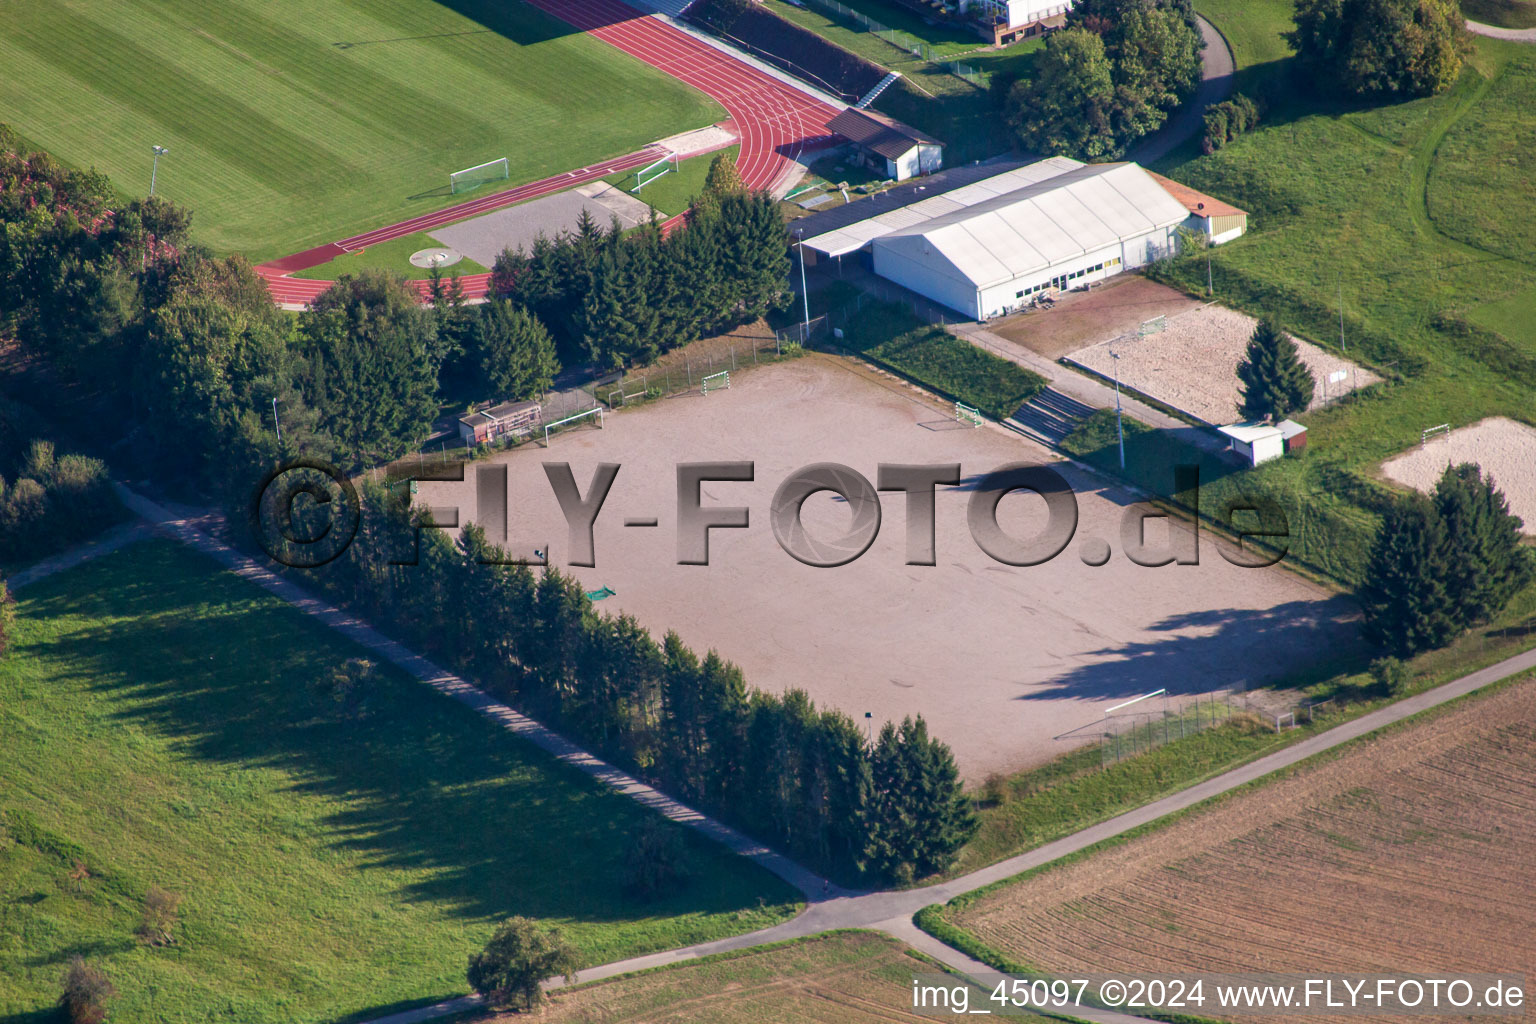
[1129,16,1236,166]
[65,483,1533,1024]
[1466,17,1536,39]
[5,521,153,591]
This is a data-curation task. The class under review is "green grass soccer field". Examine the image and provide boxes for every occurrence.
[0,0,723,261]
[0,541,796,1023]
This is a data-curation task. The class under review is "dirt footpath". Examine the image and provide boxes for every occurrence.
[422,356,1358,779]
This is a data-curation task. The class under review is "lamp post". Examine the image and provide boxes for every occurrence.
[271,397,282,443]
[1112,349,1125,470]
[796,228,810,332]
[149,145,169,196]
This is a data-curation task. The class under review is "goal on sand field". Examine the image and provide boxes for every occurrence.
[543,406,603,447]
[450,157,509,194]
[955,401,982,428]
[702,370,729,395]
[1421,423,1451,446]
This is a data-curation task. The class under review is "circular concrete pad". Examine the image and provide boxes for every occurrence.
[409,247,462,269]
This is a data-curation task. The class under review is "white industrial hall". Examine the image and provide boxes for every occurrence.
[798,157,1246,321]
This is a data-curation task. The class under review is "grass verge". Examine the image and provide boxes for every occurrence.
[289,231,488,281]
[0,540,797,1023]
[839,300,1046,419]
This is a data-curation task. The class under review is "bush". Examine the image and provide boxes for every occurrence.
[1288,0,1469,98]
[138,885,183,946]
[621,818,694,898]
[1202,94,1261,154]
[313,657,377,720]
[0,581,14,659]
[466,916,578,1012]
[59,957,116,1024]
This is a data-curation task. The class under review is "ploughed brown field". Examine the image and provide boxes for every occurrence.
[951,678,1536,1024]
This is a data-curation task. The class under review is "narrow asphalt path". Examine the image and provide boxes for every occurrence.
[72,483,1534,1024]
[1128,15,1236,166]
[1466,17,1536,40]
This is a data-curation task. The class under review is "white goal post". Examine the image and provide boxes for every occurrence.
[543,406,603,447]
[955,401,982,428]
[702,370,729,395]
[1421,423,1451,446]
[449,157,509,194]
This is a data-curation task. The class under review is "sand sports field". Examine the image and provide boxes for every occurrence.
[1380,417,1536,534]
[1068,305,1380,426]
[948,677,1536,1023]
[421,356,1358,778]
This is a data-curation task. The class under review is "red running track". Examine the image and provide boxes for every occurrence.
[259,0,841,306]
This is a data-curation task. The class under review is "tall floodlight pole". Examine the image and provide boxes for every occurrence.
[272,398,282,443]
[1112,349,1125,470]
[796,228,811,332]
[149,145,169,195]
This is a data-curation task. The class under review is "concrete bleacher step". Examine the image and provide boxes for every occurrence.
[628,0,695,16]
[1008,388,1098,447]
[855,71,903,108]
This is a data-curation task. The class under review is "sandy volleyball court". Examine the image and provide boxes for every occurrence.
[1068,305,1380,426]
[1379,417,1536,534]
[420,356,1358,779]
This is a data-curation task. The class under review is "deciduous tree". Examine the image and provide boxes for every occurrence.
[466,917,578,1011]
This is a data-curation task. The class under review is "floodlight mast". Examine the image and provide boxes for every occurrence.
[149,145,168,196]
[1112,349,1125,470]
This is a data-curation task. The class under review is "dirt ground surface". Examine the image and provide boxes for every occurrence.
[421,355,1357,779]
[988,276,1207,360]
[1380,417,1536,535]
[1067,306,1381,426]
[494,932,1025,1023]
[952,678,1536,1024]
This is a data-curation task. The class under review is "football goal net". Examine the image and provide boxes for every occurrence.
[702,370,730,395]
[632,154,679,192]
[543,406,603,447]
[450,157,509,194]
[955,401,982,428]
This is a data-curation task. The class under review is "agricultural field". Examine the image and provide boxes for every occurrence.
[500,932,1037,1023]
[0,0,722,259]
[0,541,797,1023]
[940,678,1536,1022]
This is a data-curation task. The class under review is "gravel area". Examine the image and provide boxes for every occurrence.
[429,189,646,267]
[416,356,1357,779]
[1068,305,1380,425]
[1381,416,1536,534]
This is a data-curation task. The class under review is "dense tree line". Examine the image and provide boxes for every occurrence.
[1360,463,1532,656]
[491,185,790,370]
[298,487,976,883]
[1289,0,1469,98]
[1005,0,1204,160]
